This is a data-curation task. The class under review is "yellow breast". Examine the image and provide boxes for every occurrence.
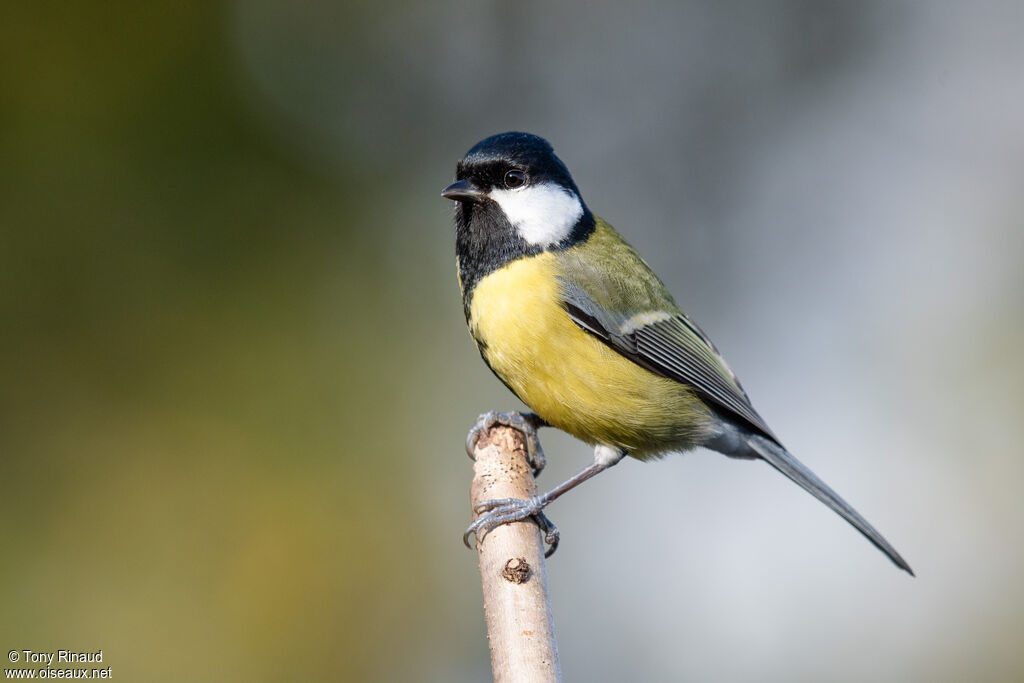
[467,252,710,456]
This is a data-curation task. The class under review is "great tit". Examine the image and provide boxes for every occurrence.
[443,132,912,575]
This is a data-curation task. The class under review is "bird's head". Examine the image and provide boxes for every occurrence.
[442,132,590,248]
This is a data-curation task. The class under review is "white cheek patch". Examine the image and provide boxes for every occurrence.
[489,183,584,247]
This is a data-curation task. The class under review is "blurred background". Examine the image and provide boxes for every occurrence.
[2,1,1022,680]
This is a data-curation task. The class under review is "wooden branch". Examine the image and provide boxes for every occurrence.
[470,425,561,683]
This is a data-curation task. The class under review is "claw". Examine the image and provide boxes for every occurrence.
[463,445,621,561]
[534,511,560,557]
[463,495,560,557]
[465,411,548,475]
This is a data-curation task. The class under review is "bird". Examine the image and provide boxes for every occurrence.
[442,131,912,575]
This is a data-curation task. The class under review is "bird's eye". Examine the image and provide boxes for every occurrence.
[504,170,526,189]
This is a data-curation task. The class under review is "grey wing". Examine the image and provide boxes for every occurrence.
[559,278,780,443]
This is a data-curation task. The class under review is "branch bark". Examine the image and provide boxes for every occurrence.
[470,425,561,683]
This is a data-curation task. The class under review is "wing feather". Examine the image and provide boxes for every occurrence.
[559,276,778,442]
[637,319,777,440]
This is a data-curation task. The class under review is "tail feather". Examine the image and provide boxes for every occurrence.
[746,434,914,576]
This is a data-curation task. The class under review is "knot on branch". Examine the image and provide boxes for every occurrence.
[501,557,531,584]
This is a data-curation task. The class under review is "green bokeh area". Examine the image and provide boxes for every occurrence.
[1,4,473,680]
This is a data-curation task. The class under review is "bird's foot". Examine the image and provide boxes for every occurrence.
[466,410,548,475]
[463,496,560,558]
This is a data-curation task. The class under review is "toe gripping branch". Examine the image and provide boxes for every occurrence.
[466,410,548,476]
[464,411,560,557]
[465,496,561,558]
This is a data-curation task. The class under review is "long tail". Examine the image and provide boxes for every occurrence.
[746,434,914,576]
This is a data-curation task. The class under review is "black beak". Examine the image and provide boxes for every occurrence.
[441,178,485,203]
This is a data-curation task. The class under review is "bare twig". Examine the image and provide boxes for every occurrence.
[470,425,561,683]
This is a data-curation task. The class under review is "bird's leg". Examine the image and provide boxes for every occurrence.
[464,445,626,557]
[466,410,549,476]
